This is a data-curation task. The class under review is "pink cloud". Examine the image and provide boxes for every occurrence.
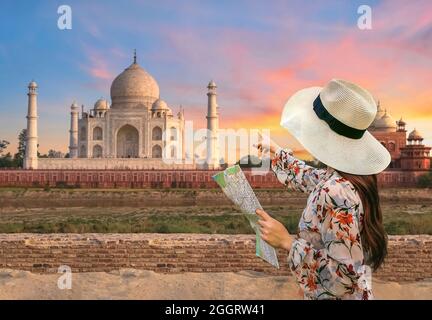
[158,1,432,150]
[70,0,432,149]
[89,66,112,80]
[85,50,114,81]
[77,43,122,93]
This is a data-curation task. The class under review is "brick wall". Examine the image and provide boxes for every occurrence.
[0,234,430,282]
[0,168,429,188]
[0,169,279,189]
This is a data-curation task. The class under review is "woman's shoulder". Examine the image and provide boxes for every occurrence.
[317,170,361,207]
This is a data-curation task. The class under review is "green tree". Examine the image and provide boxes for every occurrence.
[48,149,65,158]
[0,152,15,167]
[417,172,432,188]
[0,140,15,168]
[0,140,10,154]
[13,129,27,167]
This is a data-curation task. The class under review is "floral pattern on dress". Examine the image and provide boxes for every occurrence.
[271,148,373,300]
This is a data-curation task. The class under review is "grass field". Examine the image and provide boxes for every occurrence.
[1,187,430,234]
[1,203,431,235]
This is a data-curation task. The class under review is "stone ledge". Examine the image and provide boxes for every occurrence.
[0,234,431,282]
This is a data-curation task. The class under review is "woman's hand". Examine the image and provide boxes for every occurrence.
[254,134,280,157]
[256,209,293,251]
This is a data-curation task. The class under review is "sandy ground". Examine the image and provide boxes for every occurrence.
[0,269,431,300]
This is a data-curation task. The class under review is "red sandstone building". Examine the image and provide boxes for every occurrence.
[368,102,431,186]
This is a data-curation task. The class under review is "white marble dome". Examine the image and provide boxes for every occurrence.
[374,111,396,129]
[151,99,168,110]
[28,80,38,88]
[94,98,109,110]
[208,80,217,88]
[152,99,173,116]
[110,61,160,106]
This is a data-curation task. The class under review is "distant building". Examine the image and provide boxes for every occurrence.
[369,102,431,186]
[22,51,220,170]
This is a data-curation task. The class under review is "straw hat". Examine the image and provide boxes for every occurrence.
[280,79,391,175]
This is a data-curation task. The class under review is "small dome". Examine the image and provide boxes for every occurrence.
[152,99,173,116]
[397,117,406,126]
[94,98,109,110]
[408,128,423,140]
[374,111,396,129]
[152,99,169,111]
[207,80,217,89]
[70,101,79,109]
[28,80,37,88]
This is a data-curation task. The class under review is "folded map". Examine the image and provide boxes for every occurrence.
[212,165,279,268]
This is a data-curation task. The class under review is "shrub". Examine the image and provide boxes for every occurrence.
[417,172,432,188]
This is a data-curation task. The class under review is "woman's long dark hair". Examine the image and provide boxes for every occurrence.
[337,171,387,271]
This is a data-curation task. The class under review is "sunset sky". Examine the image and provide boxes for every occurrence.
[0,0,431,157]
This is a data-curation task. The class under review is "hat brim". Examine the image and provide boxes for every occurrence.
[280,87,391,175]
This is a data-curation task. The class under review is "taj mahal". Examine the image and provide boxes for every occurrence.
[23,52,220,170]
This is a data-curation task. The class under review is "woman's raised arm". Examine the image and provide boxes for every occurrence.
[270,148,327,193]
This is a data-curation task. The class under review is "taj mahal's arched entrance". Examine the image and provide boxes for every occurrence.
[152,144,162,158]
[116,124,139,158]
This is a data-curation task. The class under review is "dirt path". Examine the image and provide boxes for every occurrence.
[0,269,431,300]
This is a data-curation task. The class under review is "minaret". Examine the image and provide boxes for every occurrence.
[397,117,406,132]
[178,106,186,160]
[206,80,219,168]
[24,81,38,169]
[69,101,79,158]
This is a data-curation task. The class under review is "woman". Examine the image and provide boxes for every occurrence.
[256,79,390,300]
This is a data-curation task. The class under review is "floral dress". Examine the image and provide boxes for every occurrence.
[271,148,373,300]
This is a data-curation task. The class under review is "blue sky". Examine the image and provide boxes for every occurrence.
[0,0,430,154]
